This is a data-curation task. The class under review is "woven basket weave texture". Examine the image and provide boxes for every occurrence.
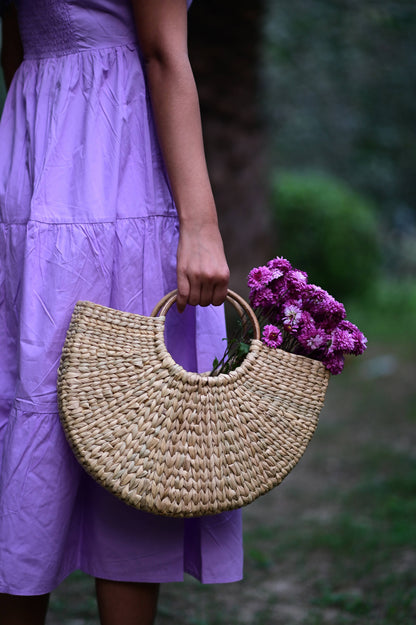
[58,298,329,517]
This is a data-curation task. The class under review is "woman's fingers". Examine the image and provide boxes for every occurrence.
[212,280,229,307]
[199,281,214,308]
[176,270,190,313]
[176,272,214,312]
[177,278,226,312]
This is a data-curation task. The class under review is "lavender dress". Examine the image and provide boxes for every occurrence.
[0,0,243,595]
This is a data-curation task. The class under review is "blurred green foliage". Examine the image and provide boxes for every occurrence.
[270,170,380,300]
[348,277,416,347]
[262,0,416,274]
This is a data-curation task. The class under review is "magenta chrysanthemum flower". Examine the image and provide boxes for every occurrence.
[305,331,327,352]
[298,312,327,352]
[299,309,314,329]
[286,269,308,298]
[323,353,345,375]
[331,328,356,353]
[247,266,273,290]
[282,302,302,332]
[268,267,284,282]
[322,295,346,325]
[338,319,355,332]
[352,329,367,356]
[338,320,368,355]
[288,269,308,284]
[262,324,283,348]
[302,284,346,326]
[269,276,289,303]
[303,283,327,304]
[297,310,315,340]
[249,286,277,309]
[267,256,292,274]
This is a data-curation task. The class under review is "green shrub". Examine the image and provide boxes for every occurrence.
[347,277,416,346]
[270,170,381,301]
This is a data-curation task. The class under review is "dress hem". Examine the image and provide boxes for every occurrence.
[0,567,244,595]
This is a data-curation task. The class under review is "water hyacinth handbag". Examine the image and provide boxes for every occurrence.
[57,290,329,518]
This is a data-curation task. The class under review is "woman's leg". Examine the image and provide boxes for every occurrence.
[0,593,49,625]
[95,579,160,625]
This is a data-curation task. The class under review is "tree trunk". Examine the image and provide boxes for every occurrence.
[189,0,272,292]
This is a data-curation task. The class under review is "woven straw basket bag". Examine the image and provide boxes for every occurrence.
[57,290,329,518]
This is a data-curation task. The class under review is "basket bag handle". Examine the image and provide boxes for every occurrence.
[150,289,261,341]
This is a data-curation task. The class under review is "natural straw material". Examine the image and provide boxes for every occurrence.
[58,290,329,518]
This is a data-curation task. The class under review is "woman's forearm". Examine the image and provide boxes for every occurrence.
[144,53,218,227]
[146,54,230,310]
[130,0,229,310]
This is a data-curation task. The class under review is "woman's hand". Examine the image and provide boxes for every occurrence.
[176,219,230,313]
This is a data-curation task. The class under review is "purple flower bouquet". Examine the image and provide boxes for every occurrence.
[247,256,367,374]
[212,256,367,376]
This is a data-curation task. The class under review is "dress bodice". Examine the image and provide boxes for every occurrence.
[17,0,138,59]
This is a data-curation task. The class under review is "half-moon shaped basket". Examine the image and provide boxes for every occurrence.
[57,290,329,518]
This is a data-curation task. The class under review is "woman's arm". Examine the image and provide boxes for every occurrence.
[130,0,229,312]
[1,4,23,89]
